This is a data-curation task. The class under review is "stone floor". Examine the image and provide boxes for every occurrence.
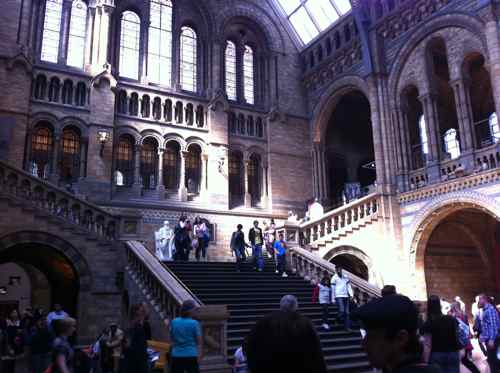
[462,339,491,373]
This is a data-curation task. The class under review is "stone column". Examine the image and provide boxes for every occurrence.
[244,159,251,208]
[311,146,318,199]
[261,163,269,208]
[179,151,188,201]
[89,2,115,74]
[419,93,441,182]
[451,78,475,171]
[484,16,500,121]
[132,144,142,196]
[396,106,410,191]
[200,154,208,199]
[58,0,72,64]
[84,7,95,68]
[79,138,88,179]
[50,134,61,183]
[157,148,165,193]
[24,129,33,172]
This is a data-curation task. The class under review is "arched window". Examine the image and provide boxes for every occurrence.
[119,11,141,79]
[185,145,201,193]
[41,0,63,63]
[34,75,47,100]
[229,151,243,206]
[256,117,264,137]
[117,91,127,113]
[67,0,88,68]
[180,26,197,92]
[140,138,158,189]
[62,80,73,105]
[116,135,134,186]
[163,141,180,189]
[248,154,260,204]
[418,115,429,156]
[75,82,86,106]
[31,125,53,178]
[129,93,139,116]
[48,77,60,102]
[225,41,237,101]
[489,113,500,143]
[444,129,460,159]
[243,45,255,104]
[60,127,81,182]
[247,116,254,136]
[148,0,172,85]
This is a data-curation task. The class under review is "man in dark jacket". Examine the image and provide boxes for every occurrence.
[174,216,191,261]
[248,220,264,272]
[231,224,250,271]
[352,295,442,373]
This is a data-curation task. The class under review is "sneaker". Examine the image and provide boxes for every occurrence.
[282,273,288,278]
[322,323,330,330]
[257,268,262,272]
[275,270,279,273]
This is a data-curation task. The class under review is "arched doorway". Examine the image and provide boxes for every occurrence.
[330,254,369,281]
[325,90,376,207]
[229,151,244,208]
[423,209,497,311]
[0,243,79,316]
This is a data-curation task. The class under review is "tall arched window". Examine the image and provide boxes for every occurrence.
[116,135,134,186]
[418,115,429,156]
[148,0,173,85]
[163,141,180,189]
[243,45,255,104]
[444,129,460,159]
[225,41,237,101]
[119,11,141,79]
[31,125,53,178]
[180,26,197,92]
[140,138,158,189]
[66,1,88,68]
[41,0,63,63]
[185,144,202,193]
[60,127,81,182]
[489,113,500,143]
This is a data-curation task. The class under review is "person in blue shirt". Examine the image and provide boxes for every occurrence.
[169,300,203,373]
[273,233,288,277]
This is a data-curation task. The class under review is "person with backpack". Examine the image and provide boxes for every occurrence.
[421,295,460,373]
[230,224,250,272]
[449,302,479,373]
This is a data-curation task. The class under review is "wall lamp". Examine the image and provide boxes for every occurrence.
[97,130,110,157]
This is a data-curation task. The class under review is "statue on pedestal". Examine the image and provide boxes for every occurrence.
[155,220,175,261]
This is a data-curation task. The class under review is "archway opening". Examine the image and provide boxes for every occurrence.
[325,90,375,208]
[0,243,79,316]
[423,208,498,313]
[329,253,369,281]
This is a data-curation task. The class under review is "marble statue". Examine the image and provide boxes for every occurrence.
[155,220,175,261]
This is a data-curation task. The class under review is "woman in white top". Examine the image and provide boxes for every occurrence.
[233,339,248,373]
[318,275,332,330]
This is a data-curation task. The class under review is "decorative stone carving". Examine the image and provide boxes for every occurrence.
[154,220,175,261]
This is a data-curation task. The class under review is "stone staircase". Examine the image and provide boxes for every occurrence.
[165,258,374,372]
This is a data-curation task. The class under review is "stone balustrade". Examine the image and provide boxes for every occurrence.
[125,241,231,373]
[280,193,379,248]
[288,246,381,305]
[116,84,208,130]
[33,69,90,108]
[474,142,500,171]
[0,159,140,240]
[409,168,429,190]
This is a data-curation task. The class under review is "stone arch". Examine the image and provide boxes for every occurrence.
[116,126,141,144]
[164,133,186,150]
[139,130,162,146]
[323,245,383,287]
[59,117,90,137]
[217,5,285,52]
[185,136,206,153]
[245,145,266,164]
[30,112,58,131]
[407,191,500,300]
[389,13,486,99]
[311,75,370,143]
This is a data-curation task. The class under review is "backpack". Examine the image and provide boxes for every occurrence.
[456,317,470,348]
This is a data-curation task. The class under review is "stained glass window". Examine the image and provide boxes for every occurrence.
[225,41,237,101]
[243,45,254,105]
[67,1,87,68]
[148,0,173,85]
[41,0,63,62]
[119,11,141,79]
[180,26,197,92]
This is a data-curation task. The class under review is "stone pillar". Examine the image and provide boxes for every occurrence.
[419,93,441,182]
[132,144,142,196]
[58,0,72,65]
[451,78,475,171]
[244,159,251,208]
[84,7,95,68]
[89,2,115,74]
[24,129,33,172]
[79,138,88,179]
[179,151,188,201]
[261,163,269,208]
[395,105,409,191]
[311,146,318,199]
[50,134,61,183]
[484,17,500,121]
[157,148,165,193]
[200,154,208,199]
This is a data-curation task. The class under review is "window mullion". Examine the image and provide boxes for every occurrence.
[303,3,322,33]
[328,0,342,17]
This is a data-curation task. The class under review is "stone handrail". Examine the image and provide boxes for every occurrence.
[0,159,138,240]
[288,246,381,304]
[295,193,380,247]
[125,241,231,372]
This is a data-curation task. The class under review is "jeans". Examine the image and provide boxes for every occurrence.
[277,255,286,274]
[461,352,480,373]
[195,238,207,260]
[430,351,460,373]
[234,246,246,270]
[252,244,264,270]
[321,303,330,325]
[486,341,499,373]
[170,357,200,373]
[336,297,350,329]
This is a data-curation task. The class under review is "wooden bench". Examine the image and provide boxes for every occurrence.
[148,340,171,372]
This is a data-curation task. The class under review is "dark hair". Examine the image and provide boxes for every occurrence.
[129,303,143,320]
[426,295,442,321]
[237,224,243,230]
[246,311,327,373]
[381,285,397,297]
